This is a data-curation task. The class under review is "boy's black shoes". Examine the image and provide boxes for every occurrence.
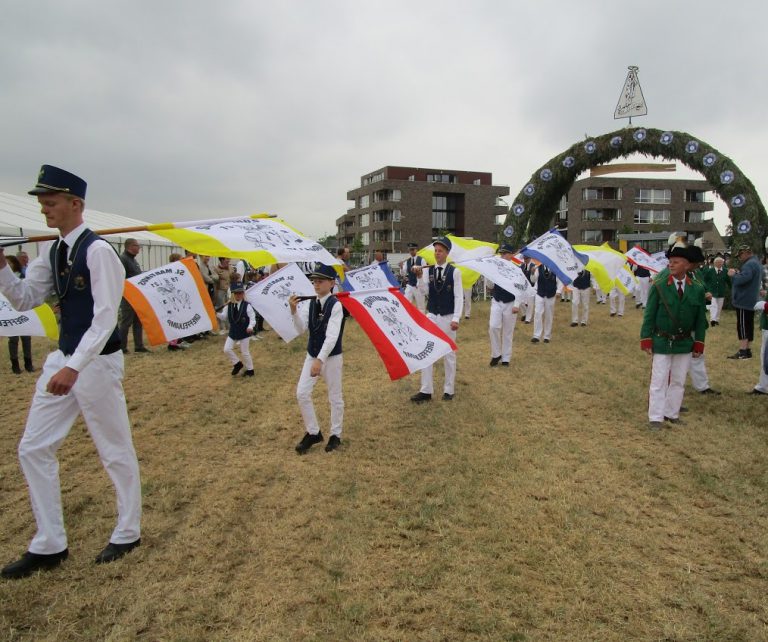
[231,362,244,375]
[489,356,501,367]
[296,431,323,454]
[410,392,432,403]
[243,369,255,377]
[442,393,454,401]
[2,549,68,579]
[95,539,141,564]
[325,435,341,452]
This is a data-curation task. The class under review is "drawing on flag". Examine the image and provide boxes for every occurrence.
[0,293,58,339]
[625,245,666,273]
[148,215,340,269]
[650,251,669,269]
[337,288,457,381]
[459,256,535,300]
[341,261,400,292]
[523,229,586,285]
[123,256,218,346]
[244,263,315,342]
[615,265,637,295]
[614,65,647,120]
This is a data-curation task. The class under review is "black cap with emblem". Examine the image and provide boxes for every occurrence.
[29,165,87,199]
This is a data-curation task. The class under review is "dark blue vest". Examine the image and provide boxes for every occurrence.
[427,264,456,316]
[572,270,591,290]
[307,296,344,358]
[492,284,515,303]
[634,266,651,278]
[405,255,424,287]
[227,301,251,340]
[49,230,121,356]
[536,267,557,298]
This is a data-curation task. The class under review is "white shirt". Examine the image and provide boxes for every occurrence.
[0,222,125,372]
[292,292,344,362]
[432,261,464,323]
[216,299,257,331]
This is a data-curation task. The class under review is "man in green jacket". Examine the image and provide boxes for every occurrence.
[641,246,708,429]
[701,255,729,326]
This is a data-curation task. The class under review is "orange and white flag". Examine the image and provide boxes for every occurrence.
[123,256,218,346]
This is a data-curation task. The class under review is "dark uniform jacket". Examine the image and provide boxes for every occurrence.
[701,266,730,298]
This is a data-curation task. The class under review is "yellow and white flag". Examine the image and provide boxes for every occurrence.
[0,293,58,339]
[123,256,218,346]
[573,243,628,294]
[148,215,340,269]
[417,235,497,290]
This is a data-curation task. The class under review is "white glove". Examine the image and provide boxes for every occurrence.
[755,301,768,312]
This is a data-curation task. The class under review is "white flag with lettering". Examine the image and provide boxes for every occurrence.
[522,229,587,285]
[625,245,666,273]
[459,256,535,300]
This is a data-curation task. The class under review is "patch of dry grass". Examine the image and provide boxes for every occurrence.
[1,300,766,641]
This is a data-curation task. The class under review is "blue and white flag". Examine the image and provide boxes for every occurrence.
[522,229,587,286]
[342,261,400,292]
[460,256,535,300]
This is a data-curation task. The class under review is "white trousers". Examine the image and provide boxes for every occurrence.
[755,329,768,393]
[296,353,344,437]
[463,288,472,318]
[709,297,724,323]
[523,290,535,322]
[404,284,426,312]
[594,287,606,303]
[533,295,555,340]
[224,336,253,371]
[489,300,517,361]
[648,352,692,422]
[609,288,625,316]
[19,350,141,554]
[637,277,650,307]
[571,289,590,324]
[420,313,457,395]
[688,353,710,392]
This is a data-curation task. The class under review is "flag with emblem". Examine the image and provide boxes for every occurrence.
[417,235,498,290]
[336,288,457,381]
[625,245,666,273]
[122,256,218,345]
[459,256,535,300]
[341,261,401,292]
[523,229,587,285]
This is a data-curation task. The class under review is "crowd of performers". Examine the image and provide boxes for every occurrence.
[1,164,766,579]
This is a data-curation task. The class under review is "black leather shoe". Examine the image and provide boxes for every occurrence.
[501,362,510,367]
[231,362,244,376]
[410,392,432,403]
[531,338,540,343]
[243,369,255,377]
[95,539,141,564]
[664,417,684,425]
[749,389,768,395]
[543,339,550,343]
[24,360,35,373]
[489,356,501,367]
[570,322,578,327]
[700,388,721,395]
[296,431,323,454]
[325,435,341,452]
[442,393,454,401]
[2,549,68,579]
[134,347,150,353]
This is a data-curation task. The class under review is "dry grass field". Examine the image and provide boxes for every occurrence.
[1,298,766,641]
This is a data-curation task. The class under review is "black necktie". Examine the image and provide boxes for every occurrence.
[57,240,68,275]
[436,266,443,284]
[677,281,684,300]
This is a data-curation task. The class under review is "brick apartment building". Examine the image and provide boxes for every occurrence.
[556,176,725,253]
[337,166,509,259]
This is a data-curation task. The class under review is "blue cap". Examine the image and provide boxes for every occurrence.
[433,236,452,251]
[308,264,337,280]
[407,242,419,249]
[498,244,515,254]
[29,165,87,199]
[231,282,245,293]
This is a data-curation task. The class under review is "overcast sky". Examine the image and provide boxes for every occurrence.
[1,0,764,238]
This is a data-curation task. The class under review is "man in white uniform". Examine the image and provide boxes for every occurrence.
[400,242,426,312]
[0,165,142,579]
[488,244,519,366]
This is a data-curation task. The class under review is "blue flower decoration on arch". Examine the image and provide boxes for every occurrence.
[523,183,536,196]
[703,153,717,167]
[685,140,699,154]
[720,170,735,184]
[503,225,514,238]
[562,156,575,168]
[540,168,553,181]
[584,141,597,154]
[633,129,647,142]
[660,132,674,145]
[731,194,746,208]
[513,204,525,216]
[736,220,751,234]
[610,136,622,148]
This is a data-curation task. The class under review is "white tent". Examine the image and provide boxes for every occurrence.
[0,192,182,270]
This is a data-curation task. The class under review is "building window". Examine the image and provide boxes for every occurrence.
[636,188,671,204]
[362,172,384,186]
[581,230,603,243]
[557,195,568,221]
[495,214,506,225]
[685,210,706,223]
[432,194,457,234]
[392,209,401,222]
[582,208,621,222]
[360,213,370,227]
[373,189,401,203]
[634,209,670,224]
[393,229,401,241]
[361,232,369,245]
[427,173,457,184]
[373,210,392,223]
[359,194,370,208]
[582,187,622,200]
[685,190,709,203]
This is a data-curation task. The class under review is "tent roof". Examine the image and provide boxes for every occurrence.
[0,192,173,244]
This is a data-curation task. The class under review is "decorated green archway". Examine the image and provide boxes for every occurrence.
[503,126,767,252]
